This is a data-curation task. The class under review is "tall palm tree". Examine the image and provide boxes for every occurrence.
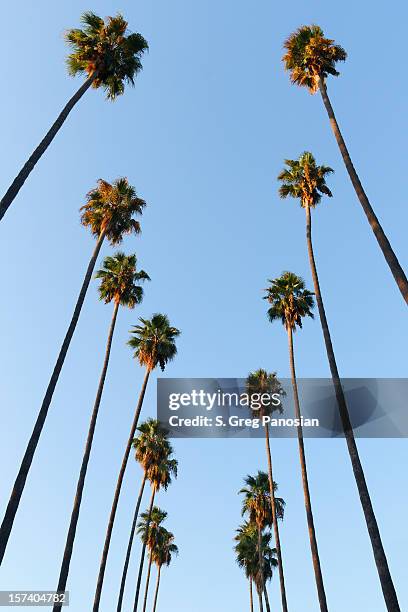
[235,522,278,612]
[117,419,172,612]
[52,252,149,610]
[245,370,288,612]
[133,458,178,612]
[0,178,145,564]
[151,528,178,612]
[0,12,148,222]
[264,273,329,611]
[278,153,400,612]
[138,508,168,612]
[93,314,180,611]
[239,473,285,612]
[282,25,408,304]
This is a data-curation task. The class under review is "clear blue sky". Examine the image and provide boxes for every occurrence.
[0,1,407,611]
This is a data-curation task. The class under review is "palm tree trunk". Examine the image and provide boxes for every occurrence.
[249,578,254,612]
[0,229,105,565]
[142,555,153,612]
[93,367,151,611]
[257,584,264,612]
[263,585,271,612]
[52,300,120,611]
[133,487,156,612]
[318,79,408,305]
[257,526,264,612]
[288,326,328,612]
[305,203,400,612]
[117,474,147,612]
[0,74,97,222]
[152,566,161,612]
[264,424,289,612]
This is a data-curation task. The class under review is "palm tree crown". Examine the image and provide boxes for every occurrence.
[151,528,178,568]
[133,419,172,474]
[235,522,278,588]
[149,456,178,492]
[128,314,181,371]
[80,178,146,244]
[278,152,333,208]
[264,272,314,331]
[65,12,149,100]
[137,507,168,546]
[96,252,149,307]
[246,369,285,416]
[283,25,347,93]
[240,472,285,528]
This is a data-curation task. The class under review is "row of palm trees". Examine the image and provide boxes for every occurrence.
[0,175,182,610]
[0,12,185,609]
[116,418,179,612]
[236,471,283,612]
[265,148,401,612]
[239,171,401,610]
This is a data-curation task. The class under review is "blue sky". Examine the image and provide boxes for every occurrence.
[0,0,407,610]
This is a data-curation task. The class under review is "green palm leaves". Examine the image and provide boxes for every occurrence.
[278,153,333,208]
[240,472,285,529]
[265,272,314,331]
[246,369,284,417]
[151,529,178,569]
[133,419,172,473]
[137,507,168,544]
[129,314,181,372]
[238,472,285,612]
[235,522,277,590]
[65,12,148,100]
[81,178,146,243]
[283,25,346,93]
[96,252,149,307]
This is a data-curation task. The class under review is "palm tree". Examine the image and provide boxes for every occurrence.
[151,528,178,612]
[138,508,168,612]
[133,459,178,612]
[245,370,288,612]
[239,473,285,612]
[117,419,172,612]
[264,273,329,611]
[52,253,149,610]
[0,178,145,565]
[93,314,180,611]
[278,153,400,612]
[0,12,148,222]
[235,522,278,612]
[282,25,408,304]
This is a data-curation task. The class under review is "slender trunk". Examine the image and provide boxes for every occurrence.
[93,367,151,611]
[249,578,254,612]
[117,474,148,612]
[263,586,271,612]
[52,300,120,611]
[0,230,105,565]
[257,584,264,612]
[318,79,408,305]
[264,423,289,612]
[133,487,156,612]
[288,326,328,612]
[142,555,153,612]
[257,526,264,612]
[152,566,161,612]
[0,74,97,222]
[305,203,400,612]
